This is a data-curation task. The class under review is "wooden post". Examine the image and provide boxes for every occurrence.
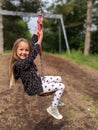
[58,25,61,53]
[84,0,92,55]
[0,1,4,53]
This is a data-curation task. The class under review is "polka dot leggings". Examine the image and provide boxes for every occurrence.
[41,76,65,107]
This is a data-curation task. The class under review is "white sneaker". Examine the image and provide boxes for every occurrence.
[58,101,65,107]
[47,106,63,120]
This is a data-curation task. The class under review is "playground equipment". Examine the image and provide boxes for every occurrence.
[0,10,70,54]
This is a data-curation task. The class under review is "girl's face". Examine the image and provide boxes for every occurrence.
[16,41,30,59]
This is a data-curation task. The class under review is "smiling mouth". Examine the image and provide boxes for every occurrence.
[20,54,28,58]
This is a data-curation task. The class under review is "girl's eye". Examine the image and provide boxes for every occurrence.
[19,48,29,52]
[20,49,23,51]
[25,49,29,52]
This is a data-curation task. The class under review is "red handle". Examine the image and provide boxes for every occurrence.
[38,14,42,31]
[37,14,43,54]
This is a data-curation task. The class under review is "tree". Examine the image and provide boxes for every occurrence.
[84,0,93,55]
[53,0,87,51]
[47,0,98,53]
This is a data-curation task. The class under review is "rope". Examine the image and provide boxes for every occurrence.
[40,53,44,77]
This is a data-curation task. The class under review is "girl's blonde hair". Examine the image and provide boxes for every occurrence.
[9,38,32,88]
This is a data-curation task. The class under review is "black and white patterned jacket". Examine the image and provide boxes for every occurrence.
[13,34,43,95]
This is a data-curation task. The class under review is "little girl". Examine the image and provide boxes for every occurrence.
[9,29,65,120]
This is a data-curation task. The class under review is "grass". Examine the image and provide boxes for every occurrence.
[0,50,11,56]
[66,108,75,121]
[58,50,98,70]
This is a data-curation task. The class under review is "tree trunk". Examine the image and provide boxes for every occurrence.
[84,0,92,55]
[0,0,4,53]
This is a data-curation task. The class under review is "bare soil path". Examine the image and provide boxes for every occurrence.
[0,53,98,130]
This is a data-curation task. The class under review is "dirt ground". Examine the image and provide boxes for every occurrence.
[0,53,98,130]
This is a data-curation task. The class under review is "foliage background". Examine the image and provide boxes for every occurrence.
[2,0,98,53]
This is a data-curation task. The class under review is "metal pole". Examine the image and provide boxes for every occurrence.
[60,15,70,54]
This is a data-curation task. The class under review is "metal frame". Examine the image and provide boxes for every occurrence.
[0,10,70,54]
